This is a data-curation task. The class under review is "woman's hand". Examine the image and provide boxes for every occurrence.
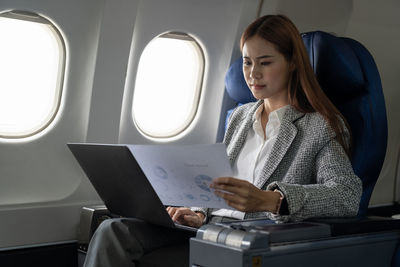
[166,207,205,228]
[210,177,281,213]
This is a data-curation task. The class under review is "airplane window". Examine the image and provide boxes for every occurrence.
[0,11,65,139]
[133,32,204,138]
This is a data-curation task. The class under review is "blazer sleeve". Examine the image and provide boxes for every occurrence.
[266,137,362,222]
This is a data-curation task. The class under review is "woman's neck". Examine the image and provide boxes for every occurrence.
[263,100,289,115]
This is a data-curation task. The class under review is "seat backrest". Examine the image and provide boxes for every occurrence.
[224,31,388,217]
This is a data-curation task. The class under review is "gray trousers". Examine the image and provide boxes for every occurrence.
[83,218,195,267]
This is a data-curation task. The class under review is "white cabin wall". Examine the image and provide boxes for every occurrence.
[0,0,106,248]
[119,0,247,145]
[0,0,263,249]
[216,0,261,141]
[260,0,400,206]
[230,0,263,62]
[86,0,140,143]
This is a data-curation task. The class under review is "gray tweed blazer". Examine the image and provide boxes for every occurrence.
[195,100,362,223]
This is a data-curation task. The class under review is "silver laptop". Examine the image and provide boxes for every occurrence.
[68,143,197,232]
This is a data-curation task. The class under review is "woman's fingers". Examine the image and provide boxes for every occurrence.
[214,189,248,210]
[183,214,202,227]
[214,190,244,203]
[211,177,253,197]
[211,177,246,187]
[171,208,192,221]
[166,207,203,227]
[212,177,269,212]
[166,206,178,218]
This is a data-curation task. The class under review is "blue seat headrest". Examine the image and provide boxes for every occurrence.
[302,31,365,105]
[224,57,255,103]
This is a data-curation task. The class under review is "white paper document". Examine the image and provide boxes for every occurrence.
[128,143,233,209]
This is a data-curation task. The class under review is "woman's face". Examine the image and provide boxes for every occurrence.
[242,35,291,104]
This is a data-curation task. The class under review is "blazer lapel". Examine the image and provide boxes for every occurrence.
[255,106,304,189]
[226,101,263,163]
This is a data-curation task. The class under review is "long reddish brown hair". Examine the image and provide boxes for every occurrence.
[240,14,351,156]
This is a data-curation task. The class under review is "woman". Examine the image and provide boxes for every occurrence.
[84,14,362,266]
[169,14,361,226]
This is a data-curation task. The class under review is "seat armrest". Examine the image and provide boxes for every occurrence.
[306,216,400,236]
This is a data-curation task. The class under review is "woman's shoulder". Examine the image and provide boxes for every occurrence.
[298,111,335,139]
[298,110,349,140]
[224,101,261,145]
[303,111,327,126]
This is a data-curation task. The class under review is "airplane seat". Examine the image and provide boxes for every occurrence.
[224,58,256,131]
[224,31,388,218]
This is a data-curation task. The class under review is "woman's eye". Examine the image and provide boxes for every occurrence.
[261,61,271,66]
[243,60,251,66]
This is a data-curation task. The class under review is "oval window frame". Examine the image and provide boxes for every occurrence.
[132,32,205,139]
[0,10,66,139]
